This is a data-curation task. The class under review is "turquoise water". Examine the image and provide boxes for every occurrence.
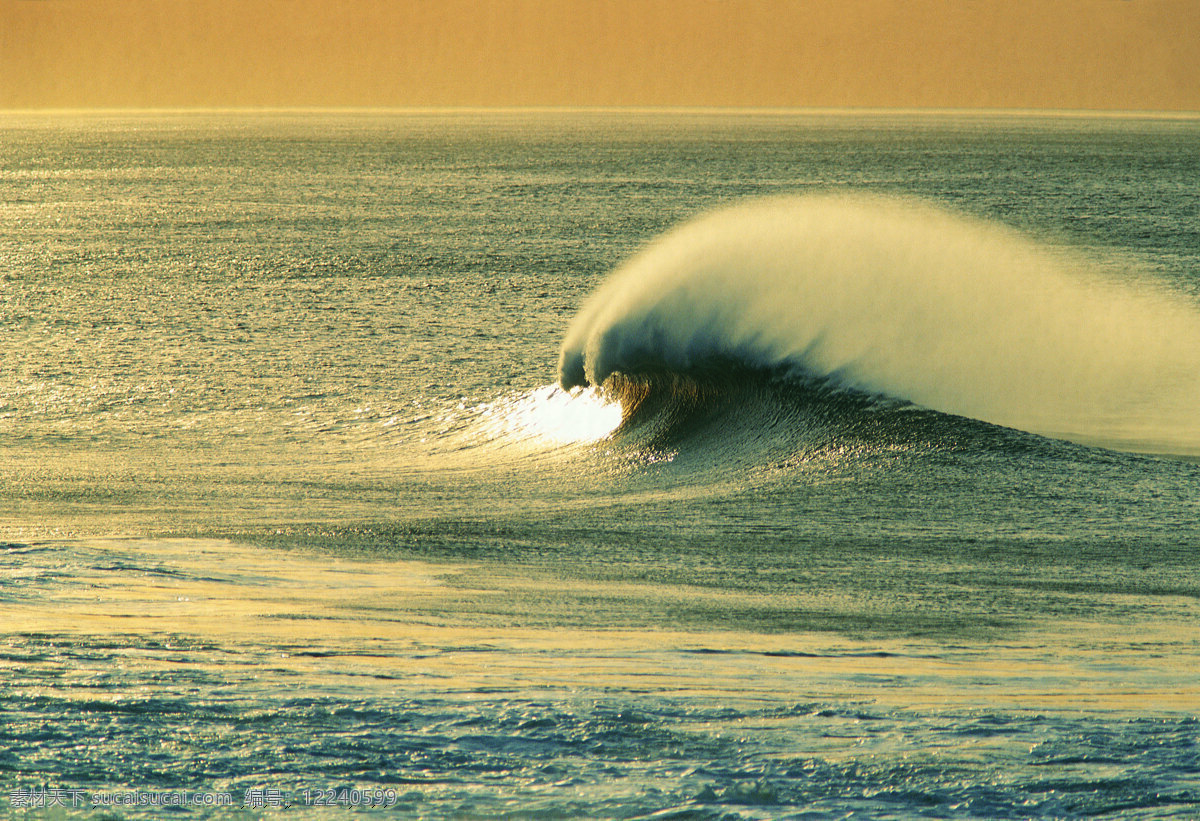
[2,111,1200,817]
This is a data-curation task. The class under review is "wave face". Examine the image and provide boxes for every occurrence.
[558,194,1200,456]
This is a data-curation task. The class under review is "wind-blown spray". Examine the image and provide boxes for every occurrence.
[559,194,1200,455]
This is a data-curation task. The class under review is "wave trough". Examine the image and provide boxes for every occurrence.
[558,194,1200,456]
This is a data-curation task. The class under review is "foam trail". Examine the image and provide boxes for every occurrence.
[559,194,1200,456]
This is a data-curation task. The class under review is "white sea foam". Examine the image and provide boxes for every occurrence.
[559,194,1200,455]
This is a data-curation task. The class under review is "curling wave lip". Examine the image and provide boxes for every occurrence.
[558,193,1200,456]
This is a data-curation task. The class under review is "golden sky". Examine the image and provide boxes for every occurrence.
[2,0,1198,111]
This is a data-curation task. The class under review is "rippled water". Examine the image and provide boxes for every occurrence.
[2,110,1199,817]
[5,538,1199,818]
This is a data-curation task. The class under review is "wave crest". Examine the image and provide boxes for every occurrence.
[559,194,1200,456]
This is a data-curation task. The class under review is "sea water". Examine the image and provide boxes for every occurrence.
[2,110,1199,817]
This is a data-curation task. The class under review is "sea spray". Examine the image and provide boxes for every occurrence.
[559,193,1200,455]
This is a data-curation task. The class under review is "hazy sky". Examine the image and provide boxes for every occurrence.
[3,0,1198,111]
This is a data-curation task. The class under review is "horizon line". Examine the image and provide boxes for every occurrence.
[3,105,1199,120]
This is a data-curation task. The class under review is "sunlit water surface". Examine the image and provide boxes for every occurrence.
[2,111,1200,817]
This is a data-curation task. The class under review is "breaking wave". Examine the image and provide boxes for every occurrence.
[558,194,1200,457]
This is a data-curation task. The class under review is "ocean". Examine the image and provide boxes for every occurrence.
[1,109,1199,817]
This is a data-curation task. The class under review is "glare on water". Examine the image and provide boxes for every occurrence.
[473,385,623,446]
